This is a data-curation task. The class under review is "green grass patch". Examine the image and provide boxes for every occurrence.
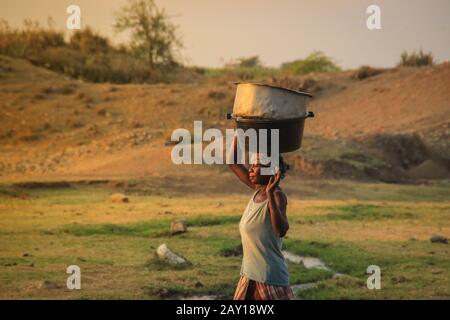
[0,186,29,198]
[188,215,240,227]
[296,275,366,299]
[283,240,393,276]
[0,257,29,267]
[60,215,241,238]
[288,263,334,284]
[302,204,417,222]
[61,220,170,237]
[215,239,243,257]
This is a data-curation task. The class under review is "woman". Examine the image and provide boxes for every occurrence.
[227,135,294,300]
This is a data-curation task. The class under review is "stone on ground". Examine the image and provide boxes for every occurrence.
[430,235,448,244]
[156,243,187,265]
[111,193,129,203]
[170,220,187,235]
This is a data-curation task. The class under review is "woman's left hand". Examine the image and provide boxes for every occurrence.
[265,170,281,195]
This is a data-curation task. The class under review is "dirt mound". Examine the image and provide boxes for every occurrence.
[406,159,450,180]
[367,133,429,170]
[283,133,446,182]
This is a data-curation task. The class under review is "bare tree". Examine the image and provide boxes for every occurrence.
[114,0,182,69]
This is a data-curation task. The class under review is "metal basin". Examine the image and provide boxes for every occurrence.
[229,112,315,153]
[229,82,314,153]
[232,82,312,119]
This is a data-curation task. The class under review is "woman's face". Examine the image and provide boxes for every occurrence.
[249,164,271,185]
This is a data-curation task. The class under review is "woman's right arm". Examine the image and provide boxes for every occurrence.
[227,135,256,190]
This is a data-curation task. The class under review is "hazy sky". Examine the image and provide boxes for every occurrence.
[1,0,449,68]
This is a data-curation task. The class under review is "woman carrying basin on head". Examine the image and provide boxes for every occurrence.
[227,134,294,300]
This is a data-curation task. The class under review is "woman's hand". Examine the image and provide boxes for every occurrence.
[265,170,281,195]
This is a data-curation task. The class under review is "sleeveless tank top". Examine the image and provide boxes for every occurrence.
[239,188,289,286]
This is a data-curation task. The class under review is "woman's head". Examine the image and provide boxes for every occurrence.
[248,153,289,185]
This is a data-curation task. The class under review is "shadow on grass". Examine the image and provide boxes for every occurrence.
[0,186,30,198]
[142,281,236,299]
[145,254,193,271]
[295,275,366,299]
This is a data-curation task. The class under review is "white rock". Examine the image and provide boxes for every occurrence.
[156,244,187,265]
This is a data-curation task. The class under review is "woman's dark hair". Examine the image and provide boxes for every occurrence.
[279,155,290,179]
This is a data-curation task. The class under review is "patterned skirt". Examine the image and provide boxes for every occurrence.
[233,276,295,300]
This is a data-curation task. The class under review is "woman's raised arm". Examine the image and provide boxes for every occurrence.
[227,135,256,190]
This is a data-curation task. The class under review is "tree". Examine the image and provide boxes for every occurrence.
[224,56,262,68]
[114,0,182,69]
[70,27,110,54]
[237,56,262,68]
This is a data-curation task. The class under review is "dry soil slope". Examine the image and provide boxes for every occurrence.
[308,63,450,144]
[0,55,449,180]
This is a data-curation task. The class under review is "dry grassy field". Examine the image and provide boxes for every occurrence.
[1,176,449,299]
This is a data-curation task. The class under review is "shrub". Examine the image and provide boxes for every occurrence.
[237,56,262,68]
[398,50,434,67]
[205,66,279,81]
[353,65,384,80]
[0,18,209,84]
[0,19,64,57]
[281,51,341,75]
